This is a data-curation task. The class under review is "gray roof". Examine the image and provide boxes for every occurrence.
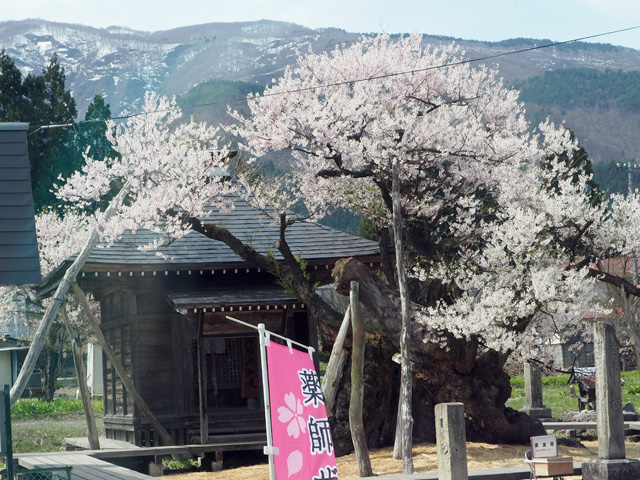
[78,194,380,272]
[0,123,41,286]
[166,285,298,312]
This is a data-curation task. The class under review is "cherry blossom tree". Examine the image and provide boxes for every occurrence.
[229,33,640,446]
[9,92,235,406]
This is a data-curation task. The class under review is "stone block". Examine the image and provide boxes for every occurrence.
[521,362,552,419]
[148,462,164,477]
[435,402,467,480]
[521,405,552,419]
[582,458,640,480]
[594,322,625,460]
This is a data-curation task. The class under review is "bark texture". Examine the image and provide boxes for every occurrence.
[348,281,373,477]
[330,257,545,452]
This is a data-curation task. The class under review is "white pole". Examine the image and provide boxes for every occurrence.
[259,323,277,480]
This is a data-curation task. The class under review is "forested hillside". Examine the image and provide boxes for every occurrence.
[176,67,639,200]
[512,68,640,195]
[177,79,263,125]
[515,68,640,111]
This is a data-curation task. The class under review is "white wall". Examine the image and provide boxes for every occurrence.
[87,343,104,397]
[0,351,13,388]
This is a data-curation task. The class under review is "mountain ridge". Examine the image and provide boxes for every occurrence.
[4,19,639,114]
[2,19,640,168]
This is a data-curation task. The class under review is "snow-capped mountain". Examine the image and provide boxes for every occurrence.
[1,19,357,114]
[2,19,639,116]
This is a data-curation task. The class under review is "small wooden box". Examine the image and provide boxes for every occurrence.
[530,456,574,476]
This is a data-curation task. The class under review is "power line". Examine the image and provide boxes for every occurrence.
[28,25,640,130]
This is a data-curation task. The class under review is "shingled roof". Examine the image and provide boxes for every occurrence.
[0,123,41,286]
[70,193,380,273]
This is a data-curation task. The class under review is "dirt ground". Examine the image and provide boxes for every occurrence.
[161,439,640,479]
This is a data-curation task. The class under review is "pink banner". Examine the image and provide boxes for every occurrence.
[266,340,338,480]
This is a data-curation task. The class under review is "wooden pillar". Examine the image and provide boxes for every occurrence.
[321,306,351,415]
[197,316,209,445]
[349,281,373,477]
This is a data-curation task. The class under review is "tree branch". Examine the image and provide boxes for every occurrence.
[588,267,640,297]
[316,167,375,179]
[183,213,344,336]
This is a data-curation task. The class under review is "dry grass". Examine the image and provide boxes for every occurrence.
[161,439,640,479]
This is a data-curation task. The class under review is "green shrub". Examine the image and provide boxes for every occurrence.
[11,398,102,419]
[509,370,640,418]
[510,376,524,389]
[163,457,199,471]
[542,374,571,387]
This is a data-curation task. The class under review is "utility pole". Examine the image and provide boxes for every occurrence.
[617,161,639,285]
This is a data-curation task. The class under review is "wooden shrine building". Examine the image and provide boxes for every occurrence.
[42,195,380,447]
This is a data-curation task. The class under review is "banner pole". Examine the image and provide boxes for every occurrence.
[258,323,277,480]
[226,315,313,353]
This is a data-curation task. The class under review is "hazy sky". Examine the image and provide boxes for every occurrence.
[3,0,640,50]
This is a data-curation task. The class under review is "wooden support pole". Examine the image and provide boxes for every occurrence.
[349,281,373,477]
[392,160,414,474]
[321,305,351,416]
[10,181,132,406]
[197,332,209,444]
[60,305,100,450]
[71,280,175,446]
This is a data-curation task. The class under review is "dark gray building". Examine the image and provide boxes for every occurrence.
[0,122,41,286]
[41,193,381,446]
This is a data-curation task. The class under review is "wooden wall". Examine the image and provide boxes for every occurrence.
[90,273,310,445]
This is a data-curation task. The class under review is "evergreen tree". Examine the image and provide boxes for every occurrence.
[77,95,118,161]
[23,54,78,210]
[0,49,25,121]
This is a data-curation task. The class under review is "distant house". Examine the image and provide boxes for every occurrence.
[0,122,42,392]
[546,334,595,370]
[40,193,381,446]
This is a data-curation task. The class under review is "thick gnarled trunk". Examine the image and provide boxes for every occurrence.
[329,257,545,452]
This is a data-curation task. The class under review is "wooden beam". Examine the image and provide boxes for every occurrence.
[10,181,132,406]
[60,305,100,450]
[321,305,350,416]
[349,281,373,477]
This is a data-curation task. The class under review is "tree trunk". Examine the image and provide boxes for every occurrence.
[349,281,373,477]
[331,257,545,447]
[609,284,640,370]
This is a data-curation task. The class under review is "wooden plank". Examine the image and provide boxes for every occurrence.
[19,438,266,462]
[354,463,583,480]
[19,455,118,480]
[65,437,142,451]
[17,453,155,480]
[543,421,633,431]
